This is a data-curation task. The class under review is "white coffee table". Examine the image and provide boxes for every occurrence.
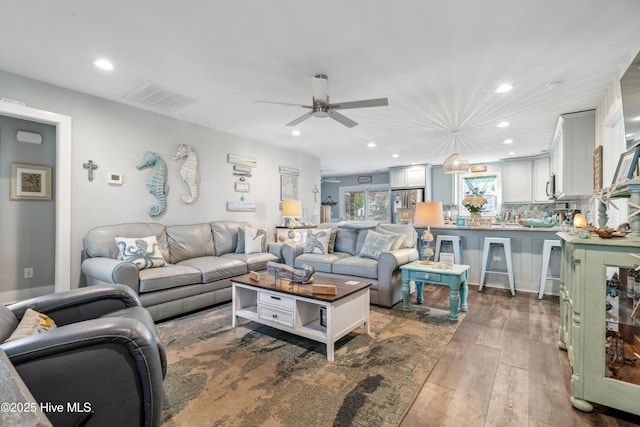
[232,273,371,361]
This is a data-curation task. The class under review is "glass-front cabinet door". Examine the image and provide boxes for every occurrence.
[559,233,640,416]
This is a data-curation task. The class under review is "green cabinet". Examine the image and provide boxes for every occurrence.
[558,233,640,415]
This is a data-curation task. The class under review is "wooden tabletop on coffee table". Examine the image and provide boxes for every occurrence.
[232,272,371,302]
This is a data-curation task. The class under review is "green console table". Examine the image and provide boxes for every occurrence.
[400,261,469,322]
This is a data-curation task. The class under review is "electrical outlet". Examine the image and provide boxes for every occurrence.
[24,267,33,279]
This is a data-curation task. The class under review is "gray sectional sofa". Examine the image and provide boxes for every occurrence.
[281,222,419,307]
[81,221,281,321]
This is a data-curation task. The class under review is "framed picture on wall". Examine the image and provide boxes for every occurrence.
[10,163,52,201]
[612,142,640,185]
[280,174,298,201]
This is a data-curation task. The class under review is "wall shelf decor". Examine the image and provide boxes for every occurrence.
[10,163,52,201]
[279,166,299,176]
[235,182,250,193]
[227,154,256,168]
[227,201,256,212]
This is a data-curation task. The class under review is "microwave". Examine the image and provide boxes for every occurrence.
[546,173,556,200]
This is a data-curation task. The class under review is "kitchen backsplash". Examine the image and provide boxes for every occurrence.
[441,201,591,224]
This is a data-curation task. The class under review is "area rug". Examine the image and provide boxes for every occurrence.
[158,301,463,427]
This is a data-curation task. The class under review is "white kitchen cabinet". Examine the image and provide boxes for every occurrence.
[533,157,550,202]
[502,159,533,202]
[550,110,595,200]
[389,164,432,195]
[431,166,454,204]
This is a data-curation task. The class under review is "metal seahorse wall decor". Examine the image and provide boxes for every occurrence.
[137,151,168,217]
[172,144,199,204]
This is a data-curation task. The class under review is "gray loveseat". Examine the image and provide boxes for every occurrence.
[82,221,281,321]
[281,222,419,307]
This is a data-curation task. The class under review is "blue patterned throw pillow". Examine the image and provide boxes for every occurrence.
[115,236,167,270]
[304,229,331,254]
[358,230,396,260]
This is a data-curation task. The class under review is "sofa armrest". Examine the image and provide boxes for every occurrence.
[267,242,284,260]
[82,258,140,293]
[281,243,304,266]
[376,248,420,306]
[8,284,142,327]
[1,318,164,427]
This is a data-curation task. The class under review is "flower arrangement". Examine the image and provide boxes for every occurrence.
[462,189,487,214]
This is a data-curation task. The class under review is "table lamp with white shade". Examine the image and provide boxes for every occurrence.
[281,199,302,239]
[413,201,445,264]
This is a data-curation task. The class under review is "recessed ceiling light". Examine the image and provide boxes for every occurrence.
[94,58,114,71]
[494,83,513,94]
[392,154,399,158]
[367,142,376,148]
[503,139,514,144]
[508,151,516,156]
[291,129,301,136]
[632,116,640,122]
[496,121,510,128]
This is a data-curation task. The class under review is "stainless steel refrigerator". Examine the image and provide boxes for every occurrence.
[391,188,424,223]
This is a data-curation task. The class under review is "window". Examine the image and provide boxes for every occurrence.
[458,172,501,217]
[339,185,391,222]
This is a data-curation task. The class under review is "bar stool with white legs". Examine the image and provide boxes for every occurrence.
[479,237,515,296]
[434,235,463,264]
[539,239,561,299]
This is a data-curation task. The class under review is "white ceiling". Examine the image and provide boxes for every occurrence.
[2,1,640,177]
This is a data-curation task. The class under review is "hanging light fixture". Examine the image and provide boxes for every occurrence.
[443,130,469,174]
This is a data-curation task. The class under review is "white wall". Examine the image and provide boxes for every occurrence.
[0,69,320,291]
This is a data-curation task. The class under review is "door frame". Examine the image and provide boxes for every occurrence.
[0,101,71,293]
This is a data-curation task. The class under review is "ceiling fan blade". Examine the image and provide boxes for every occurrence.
[329,110,358,128]
[329,97,389,110]
[311,74,329,102]
[286,111,313,126]
[256,100,312,108]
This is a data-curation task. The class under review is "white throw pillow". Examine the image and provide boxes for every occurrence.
[304,229,331,254]
[115,236,167,270]
[359,230,396,260]
[244,227,266,254]
[5,308,57,342]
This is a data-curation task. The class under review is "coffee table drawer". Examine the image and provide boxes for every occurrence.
[259,291,294,310]
[259,305,294,328]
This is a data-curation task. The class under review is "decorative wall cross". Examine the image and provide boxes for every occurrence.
[83,160,98,182]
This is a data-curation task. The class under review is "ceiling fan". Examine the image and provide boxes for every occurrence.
[257,74,388,128]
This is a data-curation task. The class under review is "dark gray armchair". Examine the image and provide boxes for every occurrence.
[0,284,166,427]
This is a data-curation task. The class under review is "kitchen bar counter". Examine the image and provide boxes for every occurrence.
[418,226,563,296]
[434,223,566,232]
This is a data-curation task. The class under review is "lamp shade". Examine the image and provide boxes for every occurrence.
[443,153,469,174]
[413,201,445,228]
[281,199,302,217]
[573,213,587,228]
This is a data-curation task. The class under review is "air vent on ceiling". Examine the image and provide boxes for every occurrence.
[123,82,197,111]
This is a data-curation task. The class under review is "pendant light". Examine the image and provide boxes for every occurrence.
[443,130,469,174]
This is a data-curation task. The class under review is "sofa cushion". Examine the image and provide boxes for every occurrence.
[138,264,202,293]
[166,224,215,263]
[5,308,57,343]
[303,229,331,255]
[244,227,267,254]
[0,305,18,343]
[84,223,170,261]
[332,256,379,279]
[377,223,418,249]
[222,252,280,272]
[334,229,358,255]
[115,236,167,270]
[359,230,396,260]
[178,256,247,283]
[294,253,350,273]
[210,221,251,256]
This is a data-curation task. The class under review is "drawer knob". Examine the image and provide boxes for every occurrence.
[272,313,278,319]
[424,274,430,279]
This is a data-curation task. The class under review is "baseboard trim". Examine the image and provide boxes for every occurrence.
[0,285,55,305]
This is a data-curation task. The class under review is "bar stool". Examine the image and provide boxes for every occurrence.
[539,239,561,299]
[434,235,463,264]
[479,237,515,296]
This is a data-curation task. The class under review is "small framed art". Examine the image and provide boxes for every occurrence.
[612,142,640,185]
[10,163,52,201]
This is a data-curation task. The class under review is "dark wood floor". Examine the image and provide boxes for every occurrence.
[399,284,640,427]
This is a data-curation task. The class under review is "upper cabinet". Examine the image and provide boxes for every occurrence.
[550,110,596,200]
[389,164,432,194]
[501,156,550,203]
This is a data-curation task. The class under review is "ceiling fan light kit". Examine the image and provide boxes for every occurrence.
[260,74,388,128]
